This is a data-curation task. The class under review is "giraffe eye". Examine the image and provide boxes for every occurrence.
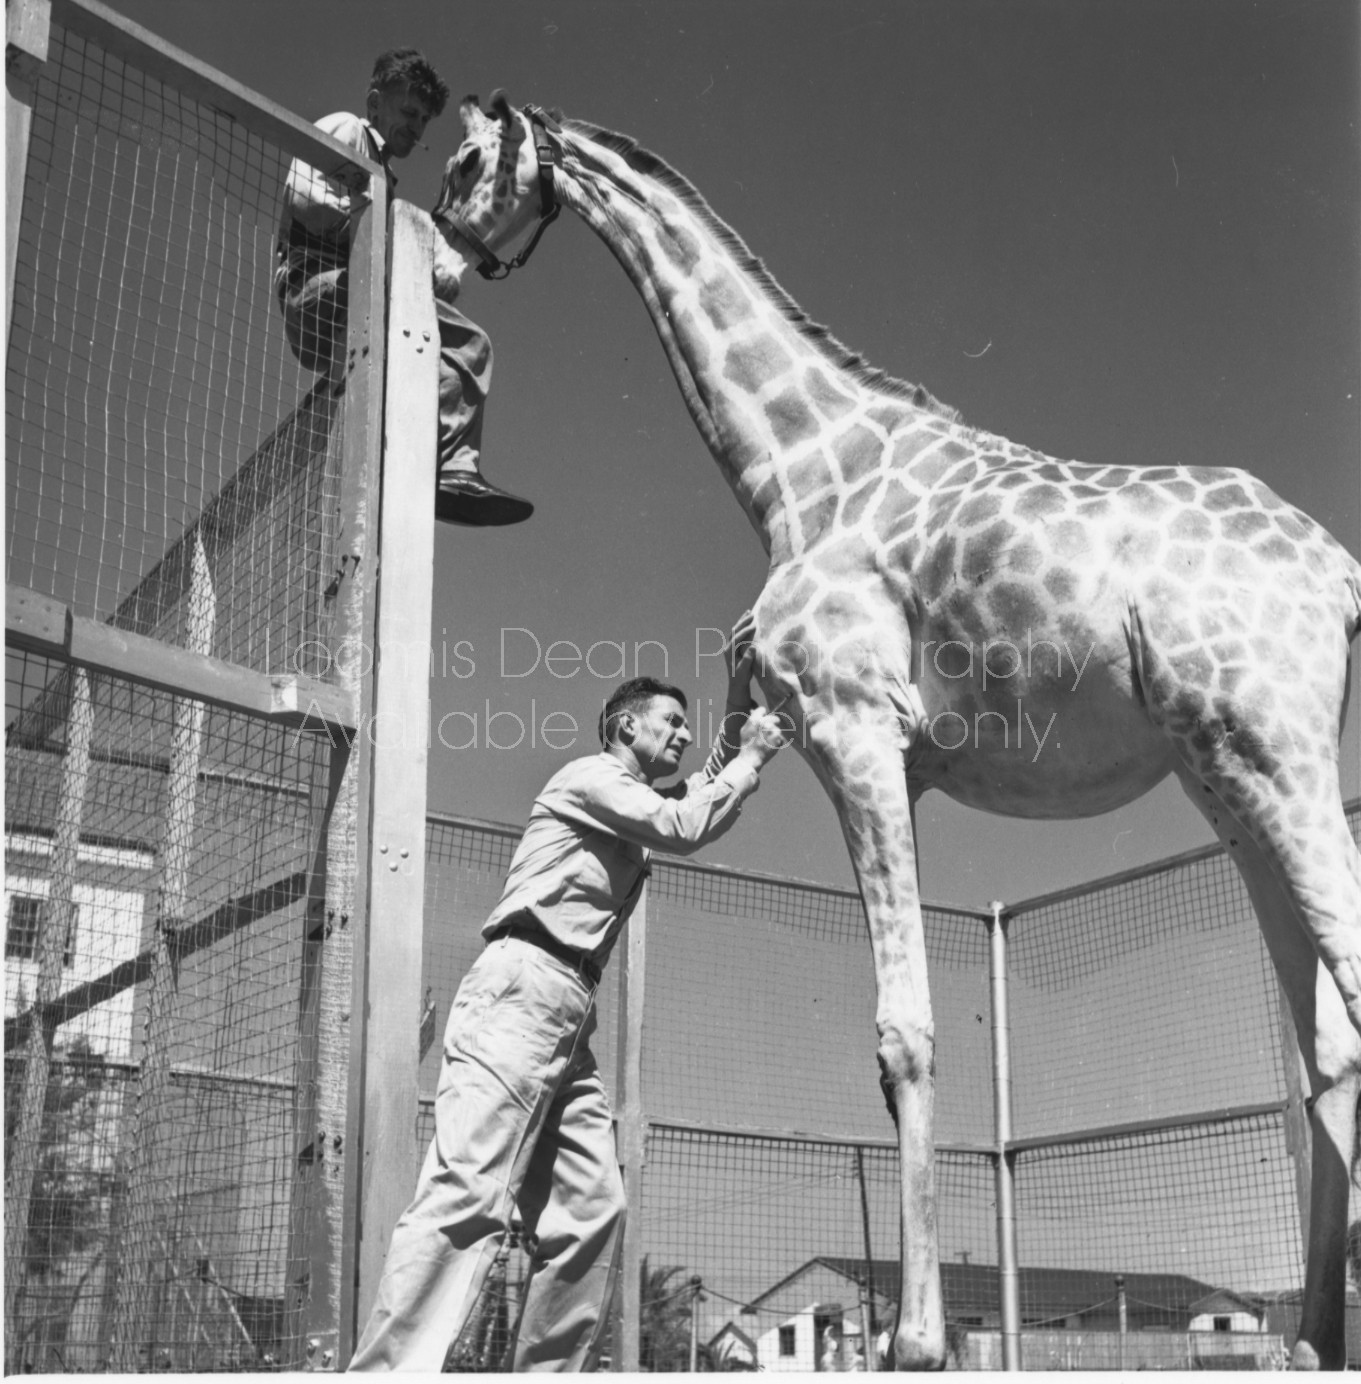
[457,148,482,182]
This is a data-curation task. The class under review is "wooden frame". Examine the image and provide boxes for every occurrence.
[49,0,383,178]
[6,584,355,734]
[6,0,51,331]
[339,199,439,1350]
[301,129,390,1374]
[5,0,400,1368]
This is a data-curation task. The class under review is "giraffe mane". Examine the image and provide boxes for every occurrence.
[560,117,961,424]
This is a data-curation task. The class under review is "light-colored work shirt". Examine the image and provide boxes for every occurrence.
[277,112,394,263]
[482,741,759,964]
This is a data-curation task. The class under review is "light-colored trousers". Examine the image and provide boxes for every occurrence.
[275,254,492,474]
[349,936,626,1372]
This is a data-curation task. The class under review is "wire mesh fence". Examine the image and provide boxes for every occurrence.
[6,13,342,673]
[5,1,384,1371]
[418,802,1360,1371]
[7,4,1359,1372]
[5,650,330,1370]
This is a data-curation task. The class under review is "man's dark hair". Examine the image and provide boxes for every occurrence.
[598,677,687,746]
[370,48,451,116]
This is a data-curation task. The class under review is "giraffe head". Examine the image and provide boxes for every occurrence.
[432,91,544,268]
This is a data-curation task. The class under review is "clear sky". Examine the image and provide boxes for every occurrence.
[113,0,1360,908]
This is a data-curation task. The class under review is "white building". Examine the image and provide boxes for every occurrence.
[735,1259,891,1372]
[6,830,154,1063]
[1188,1289,1267,1335]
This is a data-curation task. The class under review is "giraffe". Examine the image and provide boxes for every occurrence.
[432,93,1361,1369]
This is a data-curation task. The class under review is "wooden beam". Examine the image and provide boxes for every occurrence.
[6,583,356,735]
[6,0,50,59]
[6,582,67,652]
[7,0,51,331]
[108,542,217,1367]
[4,871,310,1053]
[49,0,382,181]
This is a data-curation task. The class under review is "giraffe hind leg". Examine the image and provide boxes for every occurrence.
[1145,634,1361,1039]
[1174,767,1360,1369]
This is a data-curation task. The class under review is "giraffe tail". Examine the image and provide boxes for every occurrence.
[1343,551,1361,746]
[1347,549,1361,647]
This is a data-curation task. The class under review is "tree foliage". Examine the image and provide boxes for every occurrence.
[4,1036,114,1277]
[640,1255,698,1372]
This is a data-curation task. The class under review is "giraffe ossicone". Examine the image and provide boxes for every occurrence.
[437,90,1361,1371]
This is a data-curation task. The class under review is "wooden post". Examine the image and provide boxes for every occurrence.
[3,664,93,1371]
[6,0,50,332]
[317,165,389,1370]
[287,745,349,1371]
[289,167,389,1368]
[345,198,438,1345]
[109,536,215,1369]
[613,884,648,1371]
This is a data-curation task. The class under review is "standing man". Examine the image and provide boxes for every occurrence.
[276,48,533,526]
[350,617,787,1371]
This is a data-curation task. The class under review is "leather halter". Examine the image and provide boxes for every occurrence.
[437,105,561,281]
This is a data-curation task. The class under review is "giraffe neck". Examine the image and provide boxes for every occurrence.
[553,124,952,562]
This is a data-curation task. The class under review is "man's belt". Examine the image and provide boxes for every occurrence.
[487,923,602,988]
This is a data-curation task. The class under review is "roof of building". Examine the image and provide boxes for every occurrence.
[1188,1288,1263,1319]
[708,1322,757,1354]
[745,1257,1221,1326]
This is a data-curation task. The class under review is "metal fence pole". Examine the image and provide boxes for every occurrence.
[854,1145,876,1361]
[1116,1273,1127,1370]
[1274,978,1313,1258]
[987,901,1021,1370]
[613,883,647,1370]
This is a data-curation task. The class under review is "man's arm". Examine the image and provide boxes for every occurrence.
[282,112,371,239]
[548,709,787,856]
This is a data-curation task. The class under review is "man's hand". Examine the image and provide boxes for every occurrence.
[286,160,369,236]
[432,229,466,304]
[735,704,790,772]
[713,609,760,753]
[722,609,758,707]
[334,159,371,197]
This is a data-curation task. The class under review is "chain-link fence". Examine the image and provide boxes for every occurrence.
[5,0,391,1369]
[419,803,1359,1371]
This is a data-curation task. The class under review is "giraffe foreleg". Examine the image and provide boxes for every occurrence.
[801,710,946,1370]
